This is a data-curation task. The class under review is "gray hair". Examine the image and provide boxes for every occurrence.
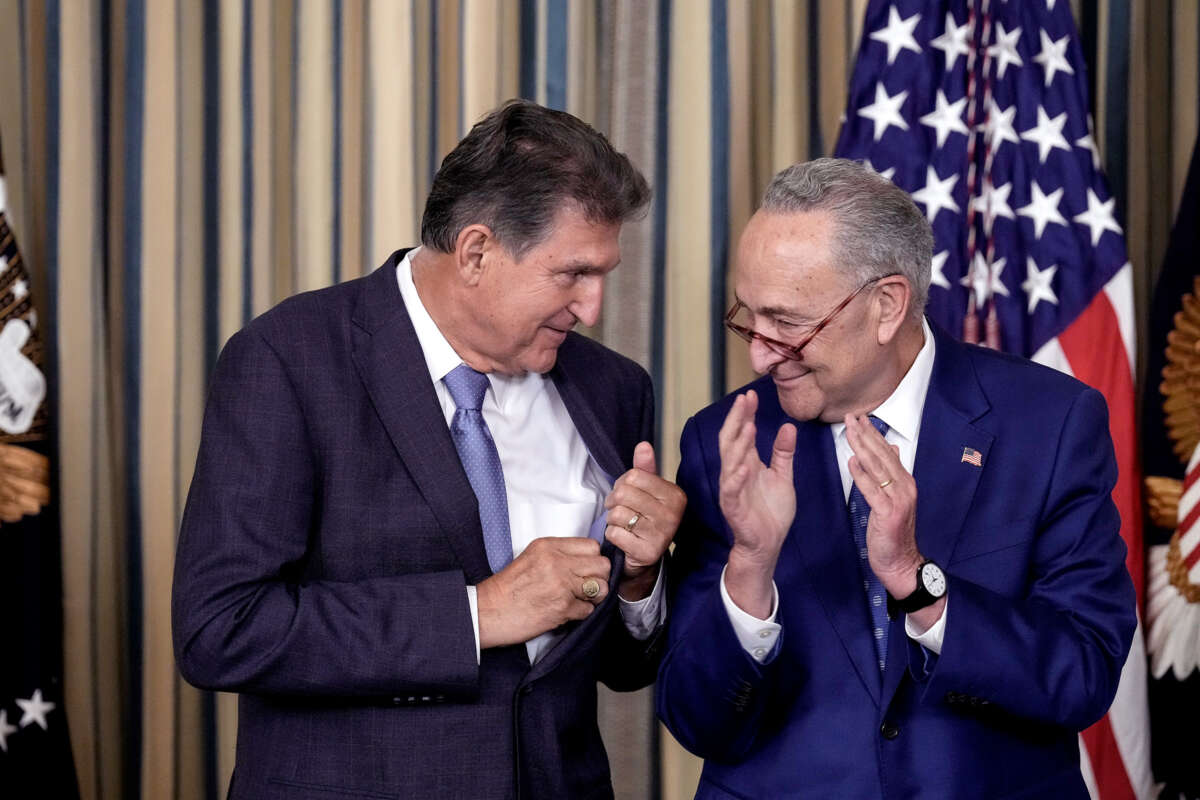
[761,158,933,319]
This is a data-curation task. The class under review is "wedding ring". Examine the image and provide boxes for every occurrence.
[625,513,641,533]
[582,578,601,599]
[878,479,893,489]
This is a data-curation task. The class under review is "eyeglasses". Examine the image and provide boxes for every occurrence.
[724,275,895,361]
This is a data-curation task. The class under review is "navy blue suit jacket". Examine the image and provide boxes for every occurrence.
[173,253,664,800]
[657,323,1135,799]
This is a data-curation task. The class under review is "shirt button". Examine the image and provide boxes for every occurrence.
[753,647,766,659]
[758,629,771,639]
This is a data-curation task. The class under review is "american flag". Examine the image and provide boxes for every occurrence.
[0,174,79,796]
[961,446,983,467]
[834,1,1152,798]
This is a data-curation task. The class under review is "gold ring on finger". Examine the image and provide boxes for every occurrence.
[878,478,893,489]
[625,513,641,533]
[582,578,601,599]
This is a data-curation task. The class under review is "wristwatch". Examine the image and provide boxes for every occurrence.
[891,560,947,613]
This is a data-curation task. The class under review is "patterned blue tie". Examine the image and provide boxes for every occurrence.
[443,364,513,573]
[848,416,891,671]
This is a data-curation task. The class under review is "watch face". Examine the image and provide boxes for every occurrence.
[920,562,947,597]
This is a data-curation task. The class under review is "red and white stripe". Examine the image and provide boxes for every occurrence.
[1146,446,1200,679]
[1032,263,1156,800]
[1175,451,1200,579]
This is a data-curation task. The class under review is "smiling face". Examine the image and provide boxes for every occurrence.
[466,204,622,375]
[734,209,900,422]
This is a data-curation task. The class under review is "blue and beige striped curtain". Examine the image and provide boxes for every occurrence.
[0,1,1193,798]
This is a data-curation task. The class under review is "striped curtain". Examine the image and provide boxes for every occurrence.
[0,1,1193,798]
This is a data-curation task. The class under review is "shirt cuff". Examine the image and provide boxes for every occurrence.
[719,564,781,663]
[904,594,948,654]
[466,585,481,664]
[618,562,667,640]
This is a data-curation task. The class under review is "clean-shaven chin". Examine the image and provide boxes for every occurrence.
[522,327,571,374]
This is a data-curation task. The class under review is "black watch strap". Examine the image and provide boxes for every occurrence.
[892,585,936,614]
[889,560,946,614]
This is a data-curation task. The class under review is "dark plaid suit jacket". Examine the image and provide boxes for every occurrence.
[173,251,664,800]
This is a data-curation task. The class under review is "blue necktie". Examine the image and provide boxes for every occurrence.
[444,364,513,573]
[848,416,890,671]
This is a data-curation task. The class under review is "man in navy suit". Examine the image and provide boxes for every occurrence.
[657,158,1135,799]
[173,100,685,799]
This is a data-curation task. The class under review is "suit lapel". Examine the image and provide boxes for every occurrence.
[549,343,626,479]
[783,411,884,705]
[350,255,493,584]
[909,325,993,572]
[881,322,993,707]
[526,343,631,681]
[548,341,626,566]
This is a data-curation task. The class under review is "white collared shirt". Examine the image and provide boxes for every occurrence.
[723,318,948,661]
[396,249,664,664]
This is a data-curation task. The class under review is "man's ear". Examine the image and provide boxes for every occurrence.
[874,276,913,345]
[453,224,495,287]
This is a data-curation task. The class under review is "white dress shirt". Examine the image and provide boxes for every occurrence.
[723,318,948,662]
[397,249,665,664]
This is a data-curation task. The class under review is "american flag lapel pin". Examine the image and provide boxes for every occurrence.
[961,447,983,467]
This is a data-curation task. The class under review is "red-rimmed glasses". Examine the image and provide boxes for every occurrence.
[724,275,895,361]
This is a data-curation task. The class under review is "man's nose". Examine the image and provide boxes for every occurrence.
[570,276,604,328]
[747,335,786,375]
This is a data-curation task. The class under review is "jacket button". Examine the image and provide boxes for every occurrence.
[880,721,900,740]
[519,684,533,696]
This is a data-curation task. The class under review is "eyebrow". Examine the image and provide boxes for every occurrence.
[742,301,812,322]
[557,260,619,274]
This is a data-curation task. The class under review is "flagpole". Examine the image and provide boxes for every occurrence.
[961,0,988,344]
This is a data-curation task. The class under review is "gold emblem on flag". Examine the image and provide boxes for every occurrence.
[1158,279,1200,463]
[1146,276,1200,677]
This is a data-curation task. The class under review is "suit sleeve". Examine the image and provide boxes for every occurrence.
[655,415,783,761]
[172,328,479,699]
[916,387,1136,729]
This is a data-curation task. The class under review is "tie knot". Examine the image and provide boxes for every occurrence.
[444,364,490,411]
[869,415,889,436]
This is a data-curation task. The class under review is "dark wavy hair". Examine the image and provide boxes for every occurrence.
[420,99,651,258]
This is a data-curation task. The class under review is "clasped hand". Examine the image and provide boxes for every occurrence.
[603,441,686,600]
[476,441,684,649]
